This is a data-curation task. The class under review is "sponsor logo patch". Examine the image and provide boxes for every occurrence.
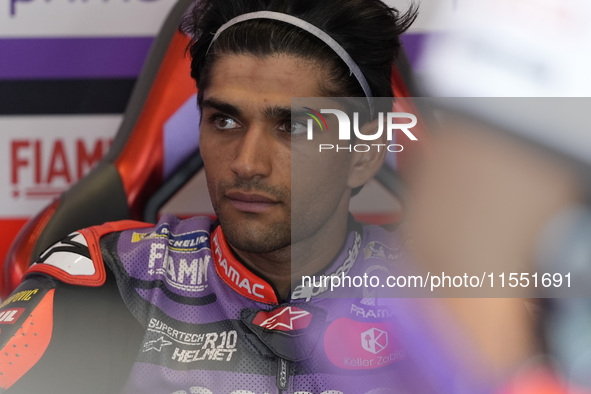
[0,308,25,324]
[364,241,403,262]
[132,225,209,253]
[361,327,388,354]
[252,306,312,332]
[324,318,405,370]
[0,289,39,307]
[171,346,237,364]
[350,303,394,319]
[143,336,172,352]
[146,318,238,363]
[212,228,277,304]
[34,232,95,276]
[146,242,210,292]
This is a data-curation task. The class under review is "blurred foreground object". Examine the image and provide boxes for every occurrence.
[406,0,591,391]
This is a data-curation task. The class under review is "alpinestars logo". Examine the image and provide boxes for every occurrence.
[361,327,388,354]
[33,232,96,276]
[38,232,91,263]
[253,306,312,332]
[143,336,173,352]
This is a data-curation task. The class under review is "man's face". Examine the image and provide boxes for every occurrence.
[199,54,354,255]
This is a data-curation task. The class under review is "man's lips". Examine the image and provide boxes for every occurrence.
[225,191,279,213]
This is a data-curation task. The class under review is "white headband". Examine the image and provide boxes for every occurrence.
[206,11,374,100]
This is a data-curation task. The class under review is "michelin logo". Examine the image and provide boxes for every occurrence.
[132,225,209,252]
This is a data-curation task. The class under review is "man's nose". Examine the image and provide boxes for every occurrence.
[229,126,273,180]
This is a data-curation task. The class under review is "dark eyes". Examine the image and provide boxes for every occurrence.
[278,121,307,135]
[210,115,240,130]
[208,114,307,135]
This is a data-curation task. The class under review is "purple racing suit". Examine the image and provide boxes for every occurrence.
[0,214,425,394]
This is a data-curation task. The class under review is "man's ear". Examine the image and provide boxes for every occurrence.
[347,118,387,189]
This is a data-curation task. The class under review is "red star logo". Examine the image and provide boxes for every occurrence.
[253,306,312,331]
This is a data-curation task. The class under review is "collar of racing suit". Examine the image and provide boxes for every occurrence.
[210,218,363,305]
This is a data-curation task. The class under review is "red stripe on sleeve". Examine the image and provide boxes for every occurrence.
[0,289,55,389]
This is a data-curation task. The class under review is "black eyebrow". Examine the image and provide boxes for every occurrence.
[201,98,243,118]
[290,107,311,119]
[264,105,292,120]
[202,99,305,121]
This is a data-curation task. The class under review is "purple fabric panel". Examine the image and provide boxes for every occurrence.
[401,32,429,68]
[0,37,153,79]
[0,34,429,80]
[122,362,410,394]
[163,93,200,180]
[385,150,397,170]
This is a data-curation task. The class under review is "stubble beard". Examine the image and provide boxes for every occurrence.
[220,216,291,254]
[213,178,292,254]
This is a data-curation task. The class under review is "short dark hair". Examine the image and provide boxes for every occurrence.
[181,0,418,105]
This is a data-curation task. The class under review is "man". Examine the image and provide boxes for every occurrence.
[0,0,419,393]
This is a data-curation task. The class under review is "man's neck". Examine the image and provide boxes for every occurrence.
[230,213,351,301]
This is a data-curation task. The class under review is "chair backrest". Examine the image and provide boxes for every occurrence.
[1,0,197,297]
[1,0,428,298]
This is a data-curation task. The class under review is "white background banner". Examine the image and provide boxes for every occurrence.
[0,116,120,216]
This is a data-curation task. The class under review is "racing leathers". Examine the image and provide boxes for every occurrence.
[0,214,420,394]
